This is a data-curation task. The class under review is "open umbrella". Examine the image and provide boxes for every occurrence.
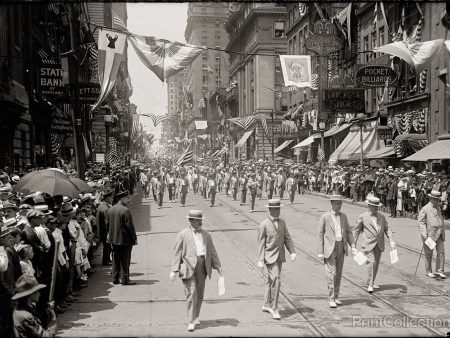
[13,169,69,192]
[13,175,81,198]
[70,178,94,193]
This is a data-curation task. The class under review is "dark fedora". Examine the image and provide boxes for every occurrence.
[116,191,129,200]
[103,190,113,199]
[60,202,77,216]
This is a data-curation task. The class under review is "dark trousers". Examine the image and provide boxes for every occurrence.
[181,190,187,206]
[210,188,216,206]
[158,193,163,207]
[102,240,112,264]
[289,190,295,204]
[193,179,198,194]
[168,183,175,201]
[279,186,285,198]
[55,265,69,304]
[268,188,274,199]
[240,189,247,204]
[225,182,230,195]
[250,193,256,210]
[202,187,207,199]
[112,245,133,282]
[0,297,12,337]
[389,199,397,217]
[232,188,237,200]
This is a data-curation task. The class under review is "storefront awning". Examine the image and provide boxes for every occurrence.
[323,123,350,138]
[328,121,385,162]
[274,140,294,153]
[292,133,321,148]
[402,134,450,161]
[235,129,254,148]
[366,146,396,159]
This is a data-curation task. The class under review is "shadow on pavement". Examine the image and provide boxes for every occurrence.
[130,186,152,233]
[122,279,159,286]
[195,318,239,330]
[340,298,379,307]
[279,304,314,318]
[378,284,408,293]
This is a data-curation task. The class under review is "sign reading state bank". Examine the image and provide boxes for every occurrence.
[356,65,398,88]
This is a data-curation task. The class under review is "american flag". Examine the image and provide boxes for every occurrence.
[112,11,128,32]
[47,3,60,15]
[317,145,325,162]
[37,48,54,65]
[177,140,194,166]
[106,137,122,166]
[141,113,166,127]
[229,115,256,131]
[260,114,271,145]
[131,115,140,142]
[129,35,205,82]
[311,74,319,90]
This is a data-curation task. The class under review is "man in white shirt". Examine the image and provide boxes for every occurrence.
[170,210,222,332]
[318,195,356,308]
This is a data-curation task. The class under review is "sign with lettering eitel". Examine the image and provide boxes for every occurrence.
[79,83,101,104]
[39,64,64,97]
[356,65,398,88]
[377,126,392,140]
[320,89,365,113]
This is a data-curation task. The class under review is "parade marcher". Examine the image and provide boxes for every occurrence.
[96,190,113,266]
[418,190,446,278]
[170,210,222,332]
[156,175,164,209]
[12,274,57,337]
[354,197,396,293]
[139,169,149,198]
[180,172,189,207]
[150,171,158,202]
[166,171,176,203]
[192,169,199,194]
[239,172,248,206]
[317,195,356,308]
[207,173,217,207]
[387,173,398,217]
[247,173,258,212]
[108,191,137,285]
[230,171,238,201]
[257,199,296,320]
[223,170,230,196]
[285,172,296,205]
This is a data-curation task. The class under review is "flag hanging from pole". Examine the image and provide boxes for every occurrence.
[177,140,194,166]
[90,29,126,112]
[228,115,256,131]
[129,35,205,82]
[336,3,352,49]
[260,114,271,145]
[317,144,325,162]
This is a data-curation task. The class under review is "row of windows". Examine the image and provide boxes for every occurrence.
[288,25,309,55]
[362,26,385,63]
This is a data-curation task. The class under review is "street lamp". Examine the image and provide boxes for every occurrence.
[350,113,373,171]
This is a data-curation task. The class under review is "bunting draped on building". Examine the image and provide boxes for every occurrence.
[90,29,127,112]
[140,113,166,126]
[129,35,205,82]
[177,140,194,166]
[228,115,256,131]
[387,108,428,135]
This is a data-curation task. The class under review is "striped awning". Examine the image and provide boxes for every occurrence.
[366,146,396,159]
[403,135,450,161]
[274,140,294,153]
[292,133,321,149]
[235,129,254,148]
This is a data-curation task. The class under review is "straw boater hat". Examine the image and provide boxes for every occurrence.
[3,218,18,227]
[329,195,343,202]
[1,201,19,211]
[186,210,205,220]
[26,209,45,219]
[428,190,442,199]
[265,198,284,208]
[60,202,77,216]
[0,225,17,238]
[367,196,382,207]
[33,204,53,215]
[11,275,46,300]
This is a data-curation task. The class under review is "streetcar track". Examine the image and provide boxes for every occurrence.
[212,194,446,336]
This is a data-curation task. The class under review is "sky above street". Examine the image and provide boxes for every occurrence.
[127,3,188,145]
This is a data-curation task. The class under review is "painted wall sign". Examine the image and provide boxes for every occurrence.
[321,89,365,113]
[356,65,398,88]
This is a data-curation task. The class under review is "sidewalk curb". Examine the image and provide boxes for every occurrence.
[306,191,450,227]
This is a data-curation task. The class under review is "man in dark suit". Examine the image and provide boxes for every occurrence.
[318,195,356,308]
[170,210,222,332]
[96,190,113,266]
[21,210,46,277]
[180,172,189,207]
[108,191,137,285]
[354,197,395,293]
[387,173,398,217]
[257,199,296,320]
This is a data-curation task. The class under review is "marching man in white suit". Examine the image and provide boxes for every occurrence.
[318,195,356,308]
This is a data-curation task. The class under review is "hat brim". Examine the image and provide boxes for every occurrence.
[11,283,46,300]
[367,201,382,207]
[265,204,284,208]
[186,216,206,220]
[428,194,441,199]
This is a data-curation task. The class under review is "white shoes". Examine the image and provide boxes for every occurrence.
[187,323,195,331]
[261,306,271,313]
[272,310,281,320]
[373,285,380,289]
[367,286,374,293]
[427,272,436,278]
[329,301,337,308]
[334,299,342,305]
[437,272,447,279]
[193,319,200,325]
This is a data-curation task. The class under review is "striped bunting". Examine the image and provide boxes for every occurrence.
[317,145,325,161]
[47,3,60,15]
[141,113,166,127]
[50,133,65,155]
[112,11,128,31]
[177,140,194,166]
[129,35,205,82]
[37,48,56,65]
[311,74,318,90]
[228,115,256,131]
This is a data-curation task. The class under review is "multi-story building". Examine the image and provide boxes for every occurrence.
[184,2,230,156]
[165,70,185,142]
[224,3,288,161]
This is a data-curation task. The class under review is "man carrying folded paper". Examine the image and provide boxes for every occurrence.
[354,197,396,293]
[317,195,356,308]
[418,190,446,279]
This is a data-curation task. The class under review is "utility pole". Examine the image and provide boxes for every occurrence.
[68,5,86,179]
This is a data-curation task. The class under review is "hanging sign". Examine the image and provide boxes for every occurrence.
[79,83,101,104]
[356,65,398,88]
[377,126,392,140]
[320,88,365,113]
[305,19,343,54]
[39,64,64,97]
